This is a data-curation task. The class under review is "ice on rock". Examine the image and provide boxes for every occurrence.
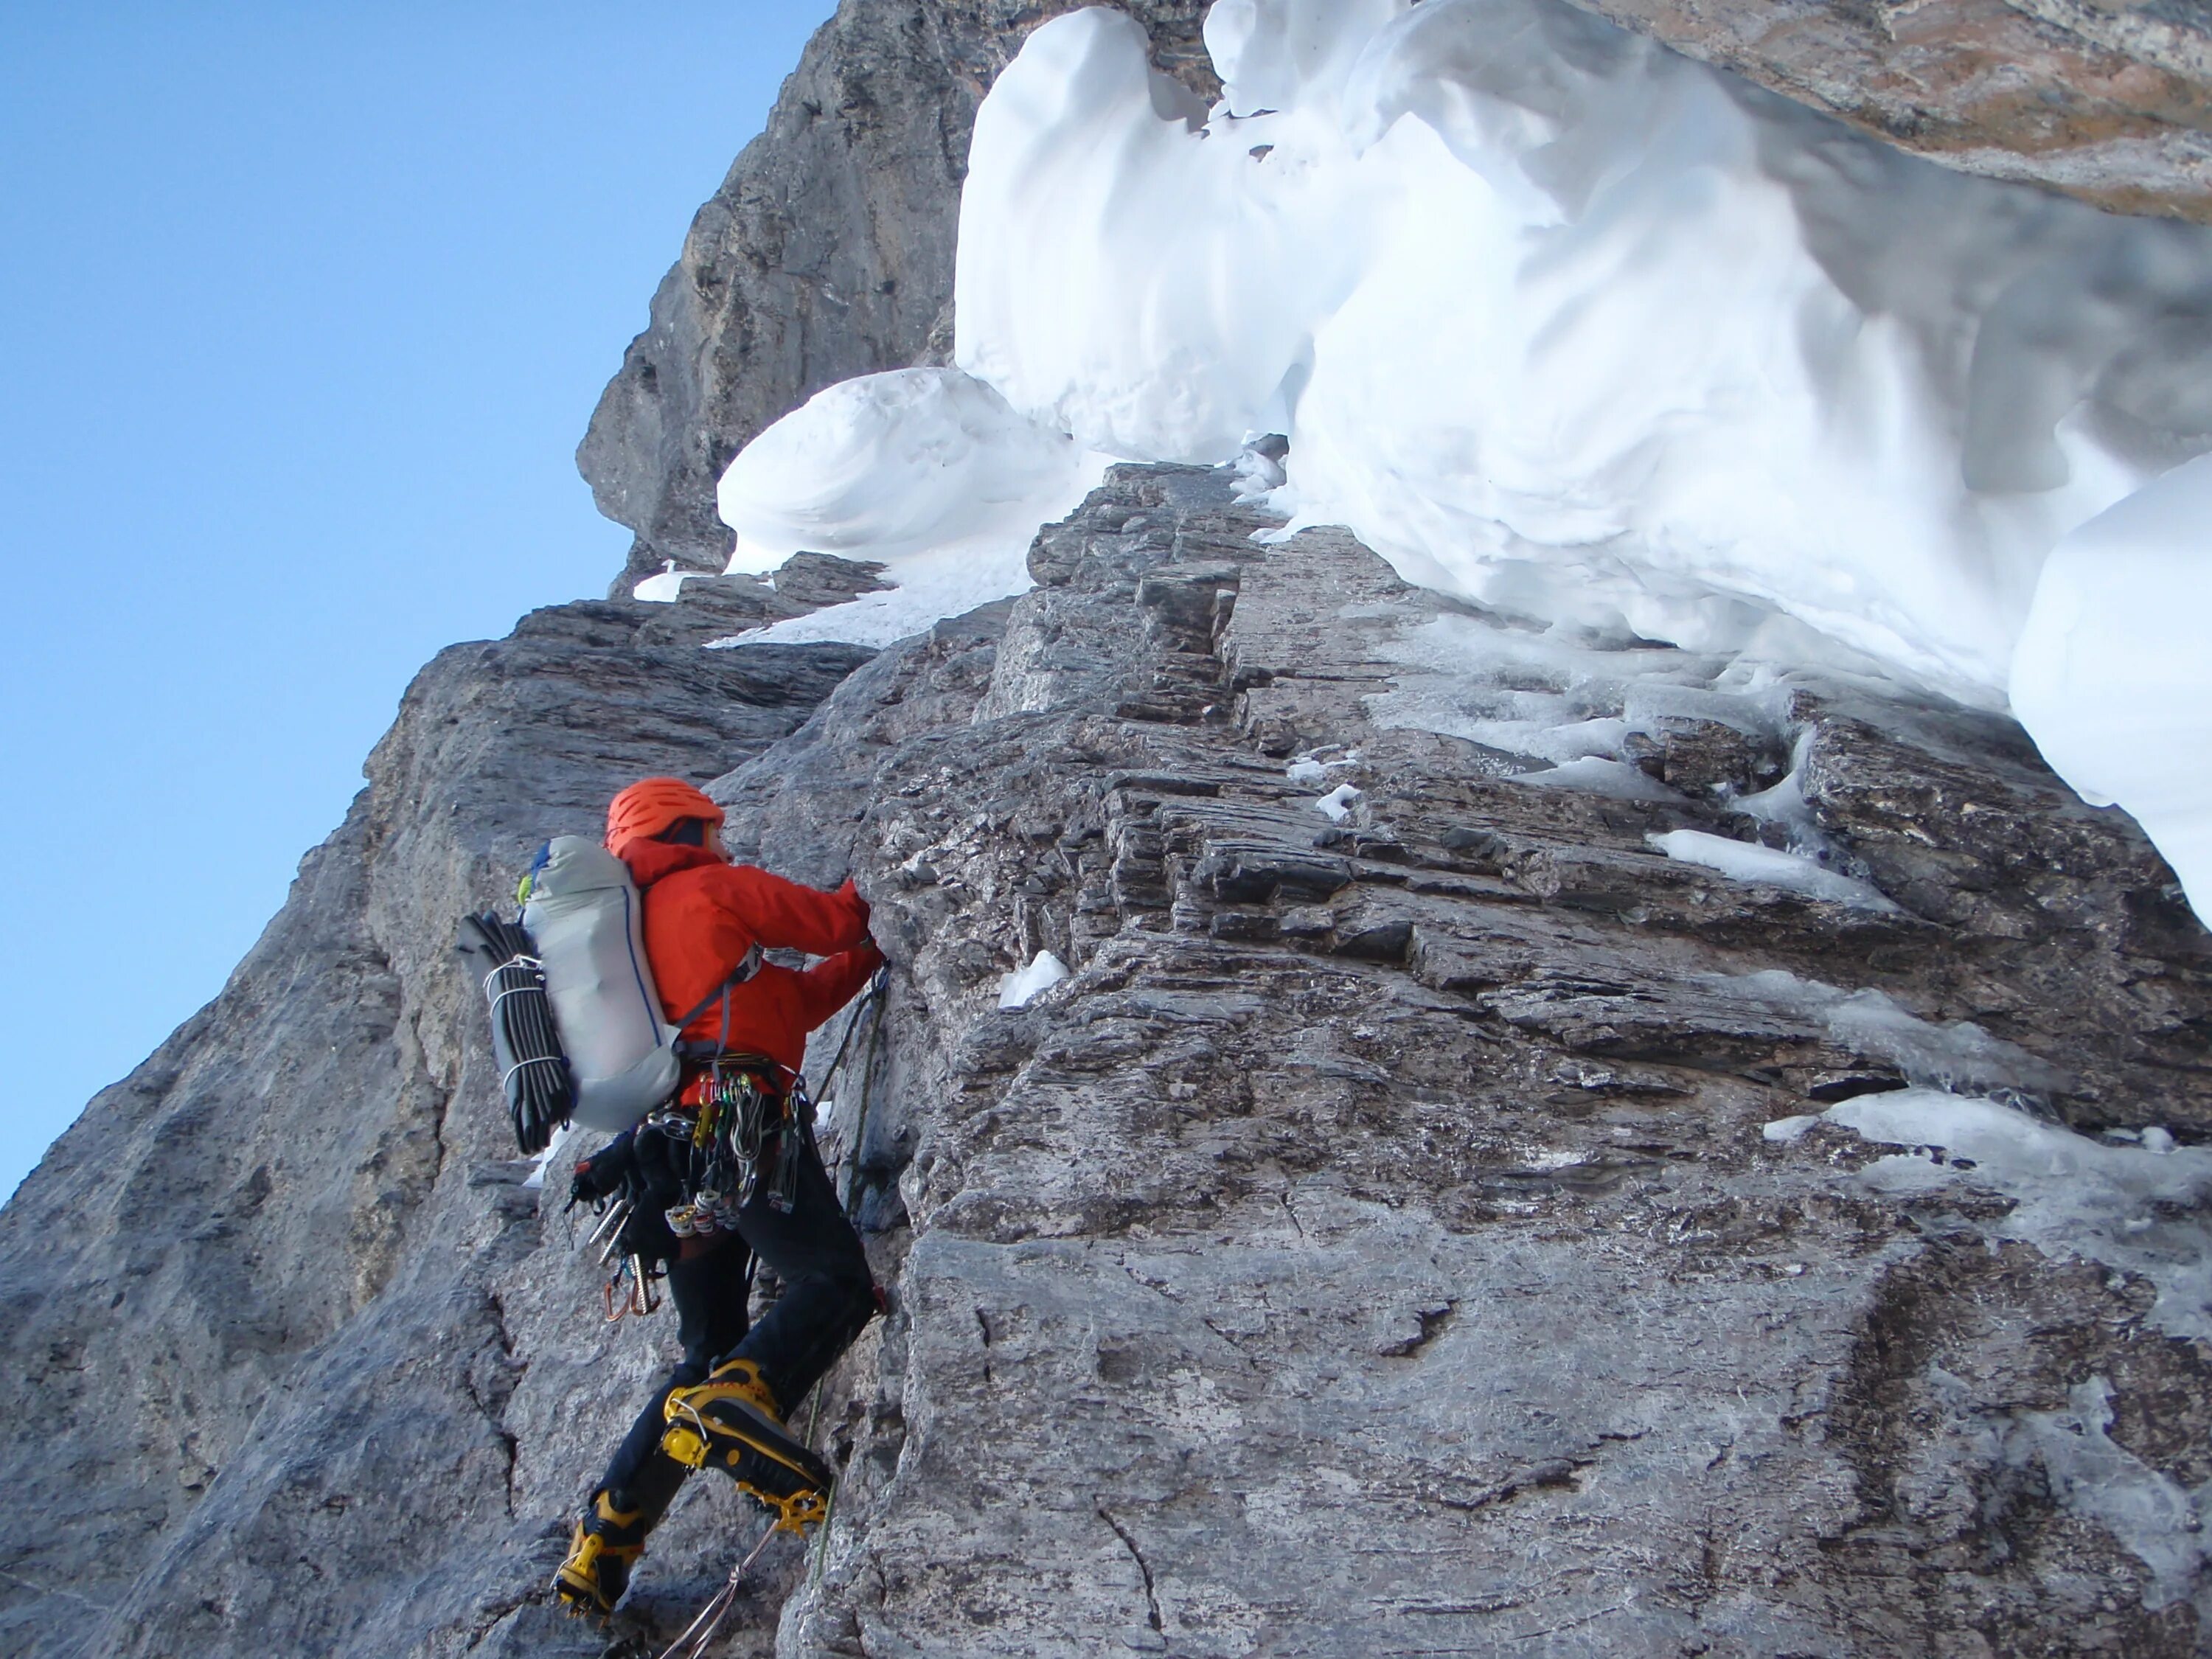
[1523,757,1685,803]
[1724,969,2062,1099]
[2006,1377,2209,1613]
[954,0,2212,923]
[998,950,1070,1010]
[709,368,1110,649]
[1649,829,1900,911]
[1811,1088,2212,1340]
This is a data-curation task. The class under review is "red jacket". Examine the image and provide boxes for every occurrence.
[618,841,877,1074]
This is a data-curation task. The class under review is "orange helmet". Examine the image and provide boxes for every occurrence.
[605,777,724,855]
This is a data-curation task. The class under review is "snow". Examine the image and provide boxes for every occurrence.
[1312,782,1362,821]
[706,368,1111,649]
[520,1121,576,1191]
[633,559,695,604]
[950,0,2212,922]
[1781,1088,2212,1341]
[2011,451,2212,918]
[998,950,1070,1010]
[1649,829,1899,911]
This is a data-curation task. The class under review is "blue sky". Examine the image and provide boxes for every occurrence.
[0,1,837,1200]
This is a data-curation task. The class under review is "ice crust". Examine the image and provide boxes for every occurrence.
[1775,1086,2212,1608]
[1648,829,1899,910]
[1795,1088,2212,1343]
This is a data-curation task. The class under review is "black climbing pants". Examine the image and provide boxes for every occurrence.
[599,1232,753,1512]
[722,1126,877,1409]
[596,1128,875,1509]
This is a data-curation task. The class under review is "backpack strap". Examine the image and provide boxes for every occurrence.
[667,942,765,1040]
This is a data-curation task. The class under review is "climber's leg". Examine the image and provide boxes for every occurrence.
[554,1235,750,1614]
[659,1133,874,1526]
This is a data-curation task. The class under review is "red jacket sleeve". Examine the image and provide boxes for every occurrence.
[794,940,884,1034]
[703,866,871,957]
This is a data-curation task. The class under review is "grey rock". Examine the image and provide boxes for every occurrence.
[1560,0,2212,220]
[0,585,870,1659]
[7,464,2212,1658]
[13,1,2212,1652]
[754,467,2212,1658]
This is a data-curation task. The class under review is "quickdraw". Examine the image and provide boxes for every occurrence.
[602,1253,662,1322]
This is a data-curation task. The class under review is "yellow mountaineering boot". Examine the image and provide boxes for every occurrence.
[553,1489,652,1617]
[661,1357,833,1533]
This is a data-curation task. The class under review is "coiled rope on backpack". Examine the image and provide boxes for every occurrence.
[460,911,574,1155]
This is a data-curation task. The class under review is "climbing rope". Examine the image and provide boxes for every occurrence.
[654,1514,782,1659]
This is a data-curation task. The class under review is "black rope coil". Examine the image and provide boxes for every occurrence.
[459,912,574,1155]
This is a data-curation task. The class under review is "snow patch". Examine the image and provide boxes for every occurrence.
[633,560,695,605]
[708,368,1112,648]
[521,1121,576,1191]
[1313,782,1363,821]
[998,950,1070,1010]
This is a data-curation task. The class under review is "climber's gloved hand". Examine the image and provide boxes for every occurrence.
[566,1130,635,1209]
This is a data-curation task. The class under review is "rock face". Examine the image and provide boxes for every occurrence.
[1562,0,2212,220]
[734,465,2212,1657]
[10,2,2212,1657]
[15,457,2204,1658]
[0,588,874,1658]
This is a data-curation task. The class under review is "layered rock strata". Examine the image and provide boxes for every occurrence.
[1564,0,2212,220]
[748,465,2212,1658]
[11,1,2212,1654]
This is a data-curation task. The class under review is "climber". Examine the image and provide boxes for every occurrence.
[554,776,884,1618]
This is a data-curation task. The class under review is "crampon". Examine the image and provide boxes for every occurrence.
[661,1357,833,1536]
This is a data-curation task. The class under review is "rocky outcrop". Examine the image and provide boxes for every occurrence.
[0,587,873,1658]
[14,455,2207,1657]
[736,465,2212,1656]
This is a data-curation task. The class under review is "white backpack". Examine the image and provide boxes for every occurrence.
[521,837,758,1133]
